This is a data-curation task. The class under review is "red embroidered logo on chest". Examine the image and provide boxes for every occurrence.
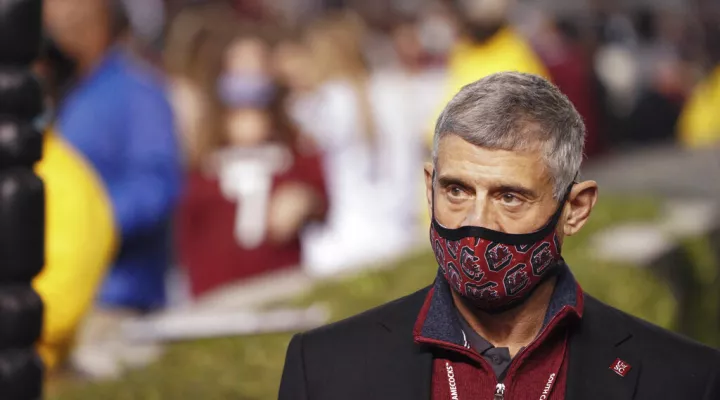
[610,358,631,377]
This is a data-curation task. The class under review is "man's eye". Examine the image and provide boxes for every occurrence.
[448,186,466,199]
[501,193,522,206]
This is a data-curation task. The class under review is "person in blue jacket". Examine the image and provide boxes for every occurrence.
[45,0,180,313]
[43,0,181,377]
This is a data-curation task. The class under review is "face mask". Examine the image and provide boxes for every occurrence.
[217,73,275,109]
[430,180,573,313]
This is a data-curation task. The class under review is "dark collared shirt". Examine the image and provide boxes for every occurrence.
[456,312,517,380]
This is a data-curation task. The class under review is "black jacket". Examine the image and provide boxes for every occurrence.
[279,287,720,399]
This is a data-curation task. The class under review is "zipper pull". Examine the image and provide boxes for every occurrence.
[494,383,505,400]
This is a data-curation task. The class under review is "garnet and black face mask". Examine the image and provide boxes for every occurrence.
[430,180,573,313]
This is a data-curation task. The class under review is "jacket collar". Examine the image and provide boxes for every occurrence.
[369,266,638,400]
[412,262,584,348]
[566,295,638,400]
[366,287,434,400]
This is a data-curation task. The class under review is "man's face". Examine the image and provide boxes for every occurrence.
[426,134,559,235]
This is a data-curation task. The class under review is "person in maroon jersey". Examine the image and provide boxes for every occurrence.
[176,31,327,298]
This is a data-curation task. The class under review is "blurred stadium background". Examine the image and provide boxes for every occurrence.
[14,0,720,398]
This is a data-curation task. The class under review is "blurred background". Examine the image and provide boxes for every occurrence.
[32,0,720,398]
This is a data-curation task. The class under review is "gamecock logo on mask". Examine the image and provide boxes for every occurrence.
[447,240,460,259]
[434,239,446,273]
[504,263,530,296]
[531,243,554,276]
[447,262,462,292]
[515,243,533,253]
[485,243,513,272]
[459,247,484,281]
[465,281,499,302]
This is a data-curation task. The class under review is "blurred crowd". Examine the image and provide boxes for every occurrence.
[33,0,720,379]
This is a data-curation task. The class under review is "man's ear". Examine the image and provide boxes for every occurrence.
[562,180,598,237]
[424,162,434,217]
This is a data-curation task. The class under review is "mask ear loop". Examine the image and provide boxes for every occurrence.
[544,175,578,230]
[559,172,581,220]
[430,170,438,222]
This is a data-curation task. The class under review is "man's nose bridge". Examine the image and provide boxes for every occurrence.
[464,196,492,228]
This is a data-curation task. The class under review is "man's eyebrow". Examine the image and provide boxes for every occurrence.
[437,176,473,188]
[436,176,540,198]
[495,184,538,199]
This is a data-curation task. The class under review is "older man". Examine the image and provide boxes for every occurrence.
[279,72,720,400]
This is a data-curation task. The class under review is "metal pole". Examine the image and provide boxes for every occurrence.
[0,0,45,398]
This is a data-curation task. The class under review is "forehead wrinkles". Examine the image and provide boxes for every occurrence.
[436,128,549,170]
[435,136,552,190]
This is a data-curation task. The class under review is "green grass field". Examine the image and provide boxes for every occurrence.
[53,196,717,400]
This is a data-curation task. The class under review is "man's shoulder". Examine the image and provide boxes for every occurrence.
[300,286,431,347]
[280,287,433,398]
[586,295,720,366]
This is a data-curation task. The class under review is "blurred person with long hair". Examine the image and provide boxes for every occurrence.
[275,12,418,276]
[176,31,327,298]
[163,6,212,168]
[163,2,245,167]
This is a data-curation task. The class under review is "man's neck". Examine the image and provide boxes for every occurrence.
[453,277,557,357]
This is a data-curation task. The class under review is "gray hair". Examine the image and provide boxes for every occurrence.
[432,72,585,199]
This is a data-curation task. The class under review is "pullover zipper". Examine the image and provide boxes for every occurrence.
[494,382,505,400]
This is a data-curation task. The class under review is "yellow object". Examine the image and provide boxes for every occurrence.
[422,27,550,226]
[678,66,720,148]
[32,130,118,370]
